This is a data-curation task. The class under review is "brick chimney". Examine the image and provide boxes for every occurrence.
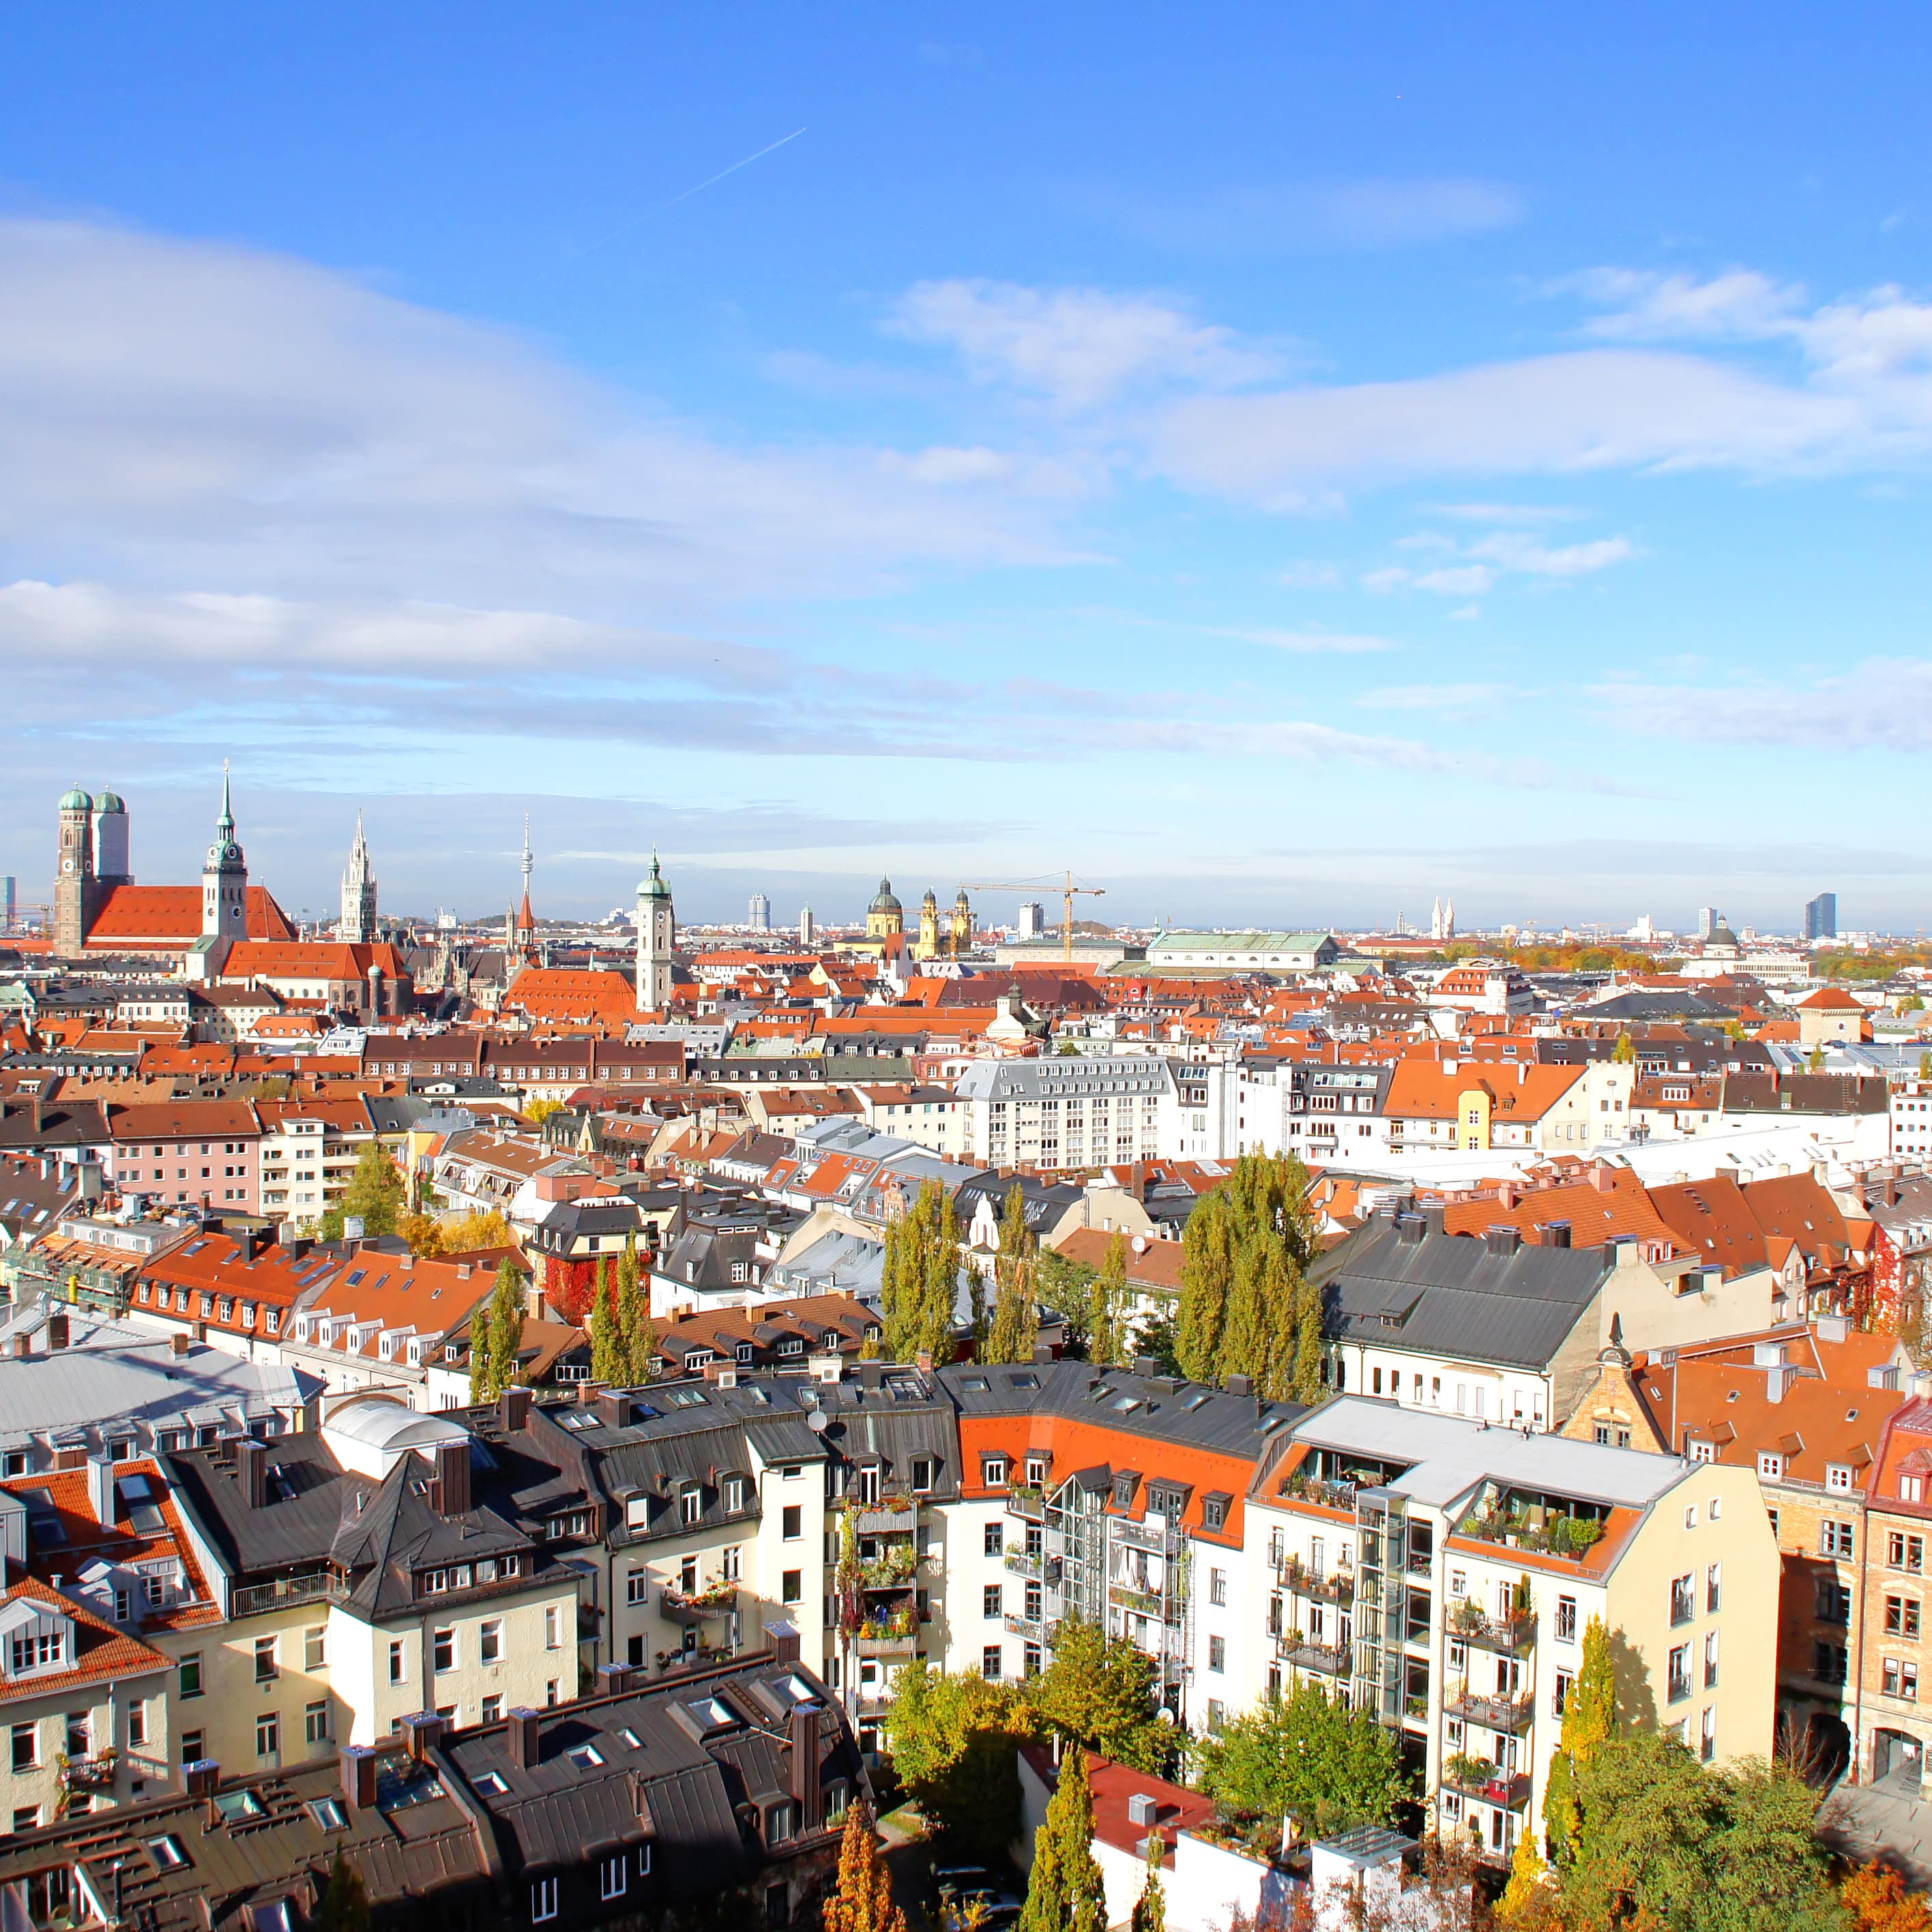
[184,1757,220,1798]
[341,1745,379,1810]
[46,1312,68,1351]
[766,1620,800,1665]
[499,1385,532,1432]
[432,1439,471,1516]
[237,1437,269,1510]
[787,1700,822,1834]
[402,1710,449,1762]
[506,1707,542,1769]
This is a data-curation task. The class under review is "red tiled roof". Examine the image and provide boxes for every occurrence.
[83,885,294,945]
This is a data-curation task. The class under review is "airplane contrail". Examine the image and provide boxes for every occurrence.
[575,126,807,254]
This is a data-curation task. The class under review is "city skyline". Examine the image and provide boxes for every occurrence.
[8,7,1932,922]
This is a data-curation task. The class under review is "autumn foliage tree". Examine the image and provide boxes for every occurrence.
[1019,1747,1107,1932]
[1843,1860,1932,1931]
[984,1185,1041,1365]
[821,1798,907,1932]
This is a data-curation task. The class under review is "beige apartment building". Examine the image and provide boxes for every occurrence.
[1247,1398,1778,1868]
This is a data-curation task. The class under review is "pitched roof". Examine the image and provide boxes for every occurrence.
[82,884,294,946]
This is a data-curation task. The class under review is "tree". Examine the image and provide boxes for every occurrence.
[1808,1044,1827,1072]
[471,1259,527,1404]
[1019,1746,1107,1932]
[1543,1613,1615,1865]
[1178,1153,1318,1397]
[966,1258,989,1358]
[1612,1031,1637,1064]
[821,1798,909,1932]
[314,1851,372,1932]
[1556,1733,1845,1932]
[883,1663,1031,1858]
[1130,1834,1167,1932]
[525,1096,565,1125]
[1920,1049,1932,1081]
[1497,1829,1549,1924]
[1030,1618,1172,1774]
[883,1181,961,1364]
[319,1141,405,1240]
[591,1257,624,1385]
[1195,1682,1404,1841]
[396,1210,444,1256]
[617,1236,656,1384]
[1291,1274,1325,1403]
[1843,1859,1932,1931]
[1092,1233,1130,1369]
[985,1186,1040,1365]
[439,1207,513,1253]
[1132,1311,1182,1377]
[1037,1248,1099,1354]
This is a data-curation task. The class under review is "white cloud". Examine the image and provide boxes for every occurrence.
[0,217,1076,620]
[1357,682,1510,712]
[1363,564,1497,596]
[886,278,1279,411]
[1593,657,1932,752]
[1465,532,1636,576]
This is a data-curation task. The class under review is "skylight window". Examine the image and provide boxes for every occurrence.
[307,1798,347,1830]
[664,1388,707,1409]
[618,1727,642,1749]
[214,1789,265,1824]
[145,1835,187,1869]
[471,1771,509,1796]
[565,1742,604,1770]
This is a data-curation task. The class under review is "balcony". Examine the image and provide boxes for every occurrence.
[1278,1638,1349,1677]
[855,1627,921,1657]
[1004,1612,1046,1638]
[1278,1472,1359,1513]
[1004,1486,1046,1522]
[1446,1690,1535,1735]
[853,1493,920,1536]
[1107,1581,1169,1619]
[662,1583,737,1624]
[1443,1757,1531,1810]
[1452,1609,1537,1656]
[1277,1559,1355,1606]
[57,1751,118,1793]
[1004,1551,1043,1579]
[233,1570,348,1617]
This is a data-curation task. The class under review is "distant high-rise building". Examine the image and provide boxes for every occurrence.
[1018,901,1046,940]
[799,905,815,948]
[1696,906,1718,942]
[748,892,771,933]
[1804,892,1838,941]
[0,877,12,933]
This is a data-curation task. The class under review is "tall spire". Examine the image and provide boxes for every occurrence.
[516,815,535,937]
[218,760,235,837]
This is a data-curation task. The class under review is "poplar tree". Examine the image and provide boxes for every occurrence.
[591,1257,623,1386]
[315,1852,372,1932]
[1544,1613,1617,1865]
[883,1181,962,1363]
[615,1235,654,1384]
[1092,1232,1129,1368]
[966,1258,989,1358]
[1291,1274,1326,1404]
[821,1798,909,1932]
[984,1185,1042,1365]
[477,1259,525,1403]
[1019,1748,1107,1932]
[1130,1836,1167,1932]
[1177,1152,1318,1394]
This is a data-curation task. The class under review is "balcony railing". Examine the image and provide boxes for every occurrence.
[1278,1474,1359,1512]
[1004,1551,1043,1579]
[1005,1486,1046,1522]
[1443,1761,1531,1810]
[1278,1560,1355,1605]
[1278,1639,1349,1676]
[853,1493,920,1535]
[1107,1581,1167,1618]
[1003,1613,1046,1638]
[662,1583,737,1623]
[855,1628,921,1657]
[233,1571,347,1617]
[1452,1609,1537,1656]
[57,1751,118,1793]
[1446,1690,1535,1735]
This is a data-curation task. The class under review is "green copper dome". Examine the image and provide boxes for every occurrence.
[869,877,903,913]
[93,790,126,813]
[638,851,671,901]
[59,786,93,813]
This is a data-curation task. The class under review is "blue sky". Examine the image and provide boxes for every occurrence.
[4,3,1932,935]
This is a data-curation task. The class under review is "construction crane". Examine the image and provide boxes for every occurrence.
[961,869,1106,962]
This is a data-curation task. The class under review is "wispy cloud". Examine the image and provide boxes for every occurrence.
[885,278,1280,411]
[1593,656,1932,752]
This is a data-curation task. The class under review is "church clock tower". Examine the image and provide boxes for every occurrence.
[636,851,676,1012]
[202,765,249,940]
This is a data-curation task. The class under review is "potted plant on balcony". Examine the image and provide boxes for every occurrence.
[1451,1598,1485,1635]
[1443,1751,1491,1793]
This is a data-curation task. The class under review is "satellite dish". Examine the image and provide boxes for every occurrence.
[807,1411,830,1433]
[1130,1235,1147,1255]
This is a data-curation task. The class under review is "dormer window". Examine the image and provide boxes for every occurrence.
[983,1457,1009,1489]
[1759,1452,1785,1482]
[1025,1457,1048,1487]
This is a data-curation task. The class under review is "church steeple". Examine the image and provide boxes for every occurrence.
[202,761,248,941]
[340,810,378,944]
[636,849,676,1012]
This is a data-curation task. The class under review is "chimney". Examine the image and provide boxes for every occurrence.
[1484,1225,1523,1258]
[1031,1342,1055,1365]
[184,1758,220,1798]
[237,1437,269,1510]
[171,1332,191,1358]
[46,1313,68,1351]
[787,1701,822,1834]
[766,1619,801,1665]
[506,1707,542,1769]
[341,1745,379,1811]
[10,1336,27,1360]
[434,1439,472,1517]
[86,1456,117,1527]
[1395,1214,1426,1247]
[1225,1373,1255,1398]
[402,1711,449,1763]
[500,1385,532,1433]
[597,1661,636,1696]
[1543,1220,1572,1249]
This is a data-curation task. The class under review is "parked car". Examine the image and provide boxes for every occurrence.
[931,1862,993,1909]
